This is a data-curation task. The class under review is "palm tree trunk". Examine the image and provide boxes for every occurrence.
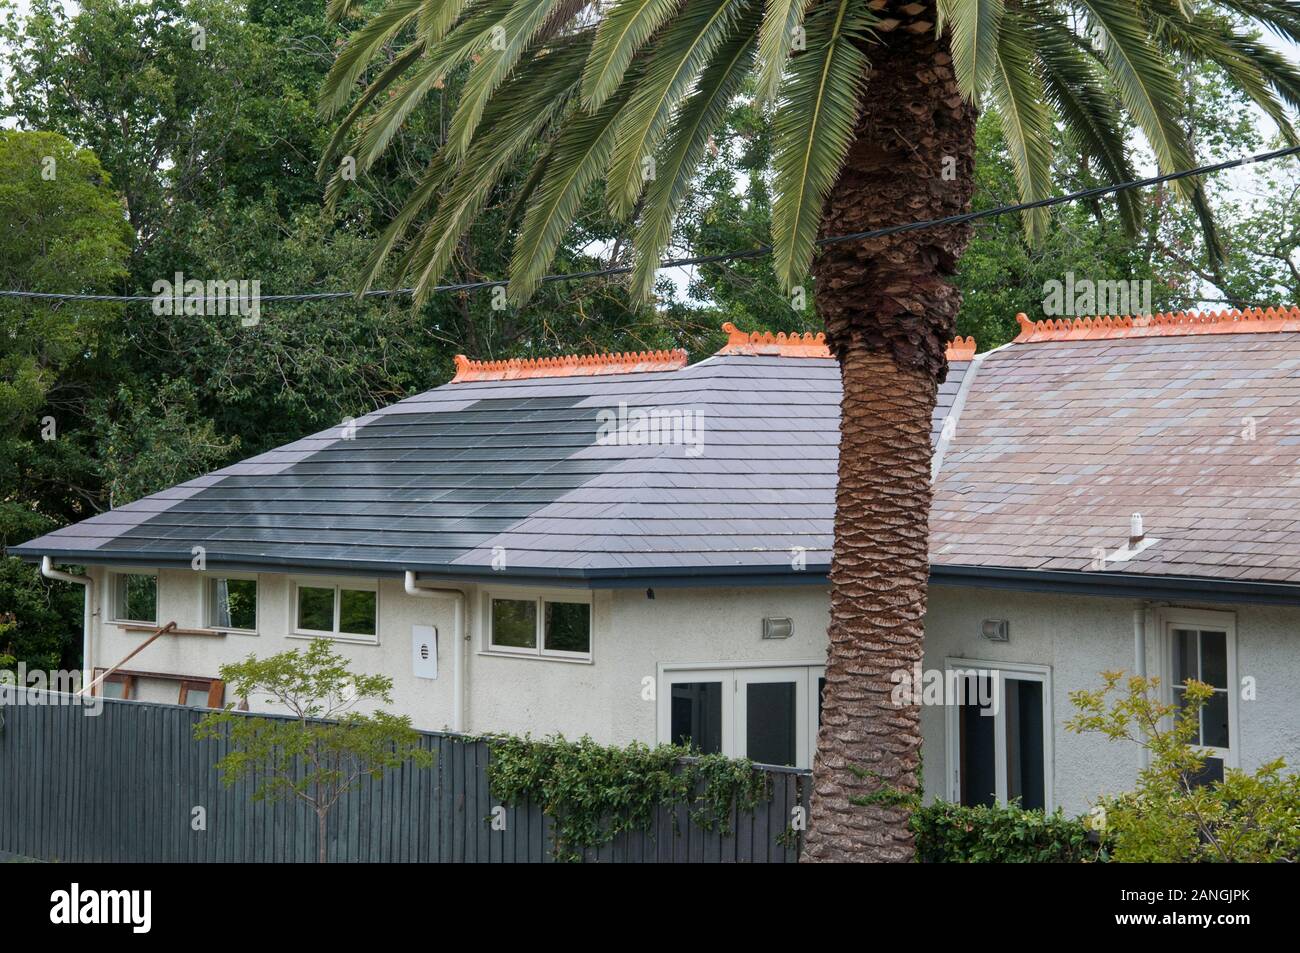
[802,5,977,863]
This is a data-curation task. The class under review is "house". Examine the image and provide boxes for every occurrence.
[15,308,1300,817]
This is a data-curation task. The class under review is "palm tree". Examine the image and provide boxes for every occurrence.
[320,0,1300,860]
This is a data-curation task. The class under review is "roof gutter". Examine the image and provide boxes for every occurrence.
[41,557,94,686]
[23,548,1300,606]
[930,564,1300,607]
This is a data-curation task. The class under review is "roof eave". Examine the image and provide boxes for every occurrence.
[19,544,1300,604]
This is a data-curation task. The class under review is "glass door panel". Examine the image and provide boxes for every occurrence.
[668,680,724,755]
[736,668,807,767]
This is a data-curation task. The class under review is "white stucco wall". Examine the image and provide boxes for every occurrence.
[83,565,1300,816]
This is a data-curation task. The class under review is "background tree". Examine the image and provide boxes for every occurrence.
[194,638,434,863]
[322,0,1300,861]
[0,129,132,673]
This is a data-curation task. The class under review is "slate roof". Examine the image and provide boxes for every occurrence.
[932,310,1300,585]
[15,309,1300,598]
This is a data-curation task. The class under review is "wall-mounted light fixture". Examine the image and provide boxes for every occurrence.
[762,617,794,640]
[981,619,1010,642]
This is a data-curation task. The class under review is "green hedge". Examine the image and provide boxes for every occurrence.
[910,800,1105,863]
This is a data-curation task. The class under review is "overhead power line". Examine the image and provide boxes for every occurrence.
[2,143,1298,306]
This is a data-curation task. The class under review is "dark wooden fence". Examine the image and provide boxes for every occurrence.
[0,693,808,863]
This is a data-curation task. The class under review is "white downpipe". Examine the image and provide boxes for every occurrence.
[41,556,94,686]
[404,571,466,732]
[1133,605,1150,769]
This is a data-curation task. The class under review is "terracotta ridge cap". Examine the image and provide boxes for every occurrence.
[1013,305,1300,343]
[716,322,977,362]
[716,321,830,357]
[451,348,688,382]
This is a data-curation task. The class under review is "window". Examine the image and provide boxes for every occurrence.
[944,660,1052,811]
[658,664,824,768]
[1162,609,1238,770]
[485,592,591,660]
[206,576,258,632]
[110,573,157,624]
[1173,629,1230,748]
[92,669,224,707]
[178,678,224,708]
[293,579,378,641]
[92,670,134,699]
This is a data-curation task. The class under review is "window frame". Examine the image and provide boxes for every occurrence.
[290,576,380,644]
[943,658,1055,810]
[1157,608,1239,768]
[481,588,594,662]
[90,669,224,708]
[201,572,260,634]
[655,660,826,769]
[107,570,159,626]
[91,669,135,700]
[177,677,226,708]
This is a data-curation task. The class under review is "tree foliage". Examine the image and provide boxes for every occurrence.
[193,638,434,863]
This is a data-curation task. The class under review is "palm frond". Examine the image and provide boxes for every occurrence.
[770,0,872,289]
[1143,2,1300,144]
[1072,0,1197,198]
[941,0,1006,100]
[509,82,642,301]
[1215,0,1300,46]
[326,0,371,27]
[319,40,425,193]
[631,9,760,299]
[418,0,470,48]
[991,12,1055,242]
[320,0,424,118]
[582,0,684,110]
[754,0,809,103]
[351,1,515,176]
[445,0,574,160]
[396,34,594,300]
[1029,13,1141,232]
[1225,34,1300,122]
[605,0,749,221]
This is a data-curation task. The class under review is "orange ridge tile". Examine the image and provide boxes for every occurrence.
[717,322,830,357]
[1014,306,1300,343]
[717,322,977,361]
[946,335,977,361]
[451,348,688,382]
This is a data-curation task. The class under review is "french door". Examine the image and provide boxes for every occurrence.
[659,664,824,768]
[944,660,1053,810]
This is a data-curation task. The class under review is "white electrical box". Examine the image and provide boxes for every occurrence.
[412,625,438,680]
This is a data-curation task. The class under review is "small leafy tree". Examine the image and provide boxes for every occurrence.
[194,638,433,862]
[1068,672,1300,863]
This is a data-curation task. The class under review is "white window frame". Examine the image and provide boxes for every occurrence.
[656,661,826,769]
[481,588,593,662]
[201,572,260,635]
[107,570,159,625]
[1157,608,1239,769]
[290,576,380,644]
[943,658,1055,810]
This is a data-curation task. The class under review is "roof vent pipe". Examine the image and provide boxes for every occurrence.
[1130,513,1144,545]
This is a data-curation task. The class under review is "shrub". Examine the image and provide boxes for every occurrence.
[910,800,1102,862]
[484,734,770,862]
[1069,672,1300,862]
